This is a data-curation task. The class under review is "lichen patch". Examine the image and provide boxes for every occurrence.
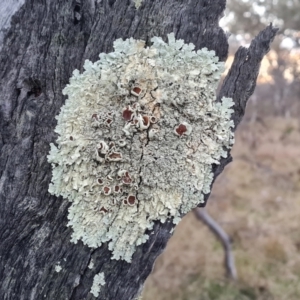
[133,0,143,9]
[47,33,234,262]
[54,264,62,273]
[90,272,105,297]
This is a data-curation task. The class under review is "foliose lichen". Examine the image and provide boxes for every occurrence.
[47,33,234,262]
[90,272,105,297]
[133,0,143,9]
[88,259,94,269]
[54,263,62,273]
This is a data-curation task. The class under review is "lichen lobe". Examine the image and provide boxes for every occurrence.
[90,272,105,297]
[47,33,234,262]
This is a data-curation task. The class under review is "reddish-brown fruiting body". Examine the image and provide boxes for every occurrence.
[175,124,187,136]
[100,207,108,213]
[122,172,132,184]
[103,186,111,195]
[123,108,133,121]
[128,195,136,205]
[132,87,141,95]
[92,113,99,120]
[142,116,150,127]
[108,152,122,161]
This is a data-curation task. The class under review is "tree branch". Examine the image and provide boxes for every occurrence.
[218,24,278,128]
[194,208,237,280]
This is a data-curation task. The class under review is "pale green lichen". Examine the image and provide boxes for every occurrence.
[48,33,234,262]
[88,259,94,269]
[55,264,62,273]
[133,0,143,9]
[90,272,105,297]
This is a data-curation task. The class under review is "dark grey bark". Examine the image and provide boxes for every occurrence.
[0,0,25,48]
[0,0,277,299]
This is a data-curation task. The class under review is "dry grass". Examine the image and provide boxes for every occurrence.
[142,117,300,300]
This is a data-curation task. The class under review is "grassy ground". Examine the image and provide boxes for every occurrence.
[142,117,300,300]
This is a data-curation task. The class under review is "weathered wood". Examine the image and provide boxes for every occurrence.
[0,1,277,299]
[0,0,25,49]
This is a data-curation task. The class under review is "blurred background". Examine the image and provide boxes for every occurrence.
[142,1,300,299]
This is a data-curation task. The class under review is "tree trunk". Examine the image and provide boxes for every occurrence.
[0,0,277,299]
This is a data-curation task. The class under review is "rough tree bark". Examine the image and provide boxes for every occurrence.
[0,0,277,299]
